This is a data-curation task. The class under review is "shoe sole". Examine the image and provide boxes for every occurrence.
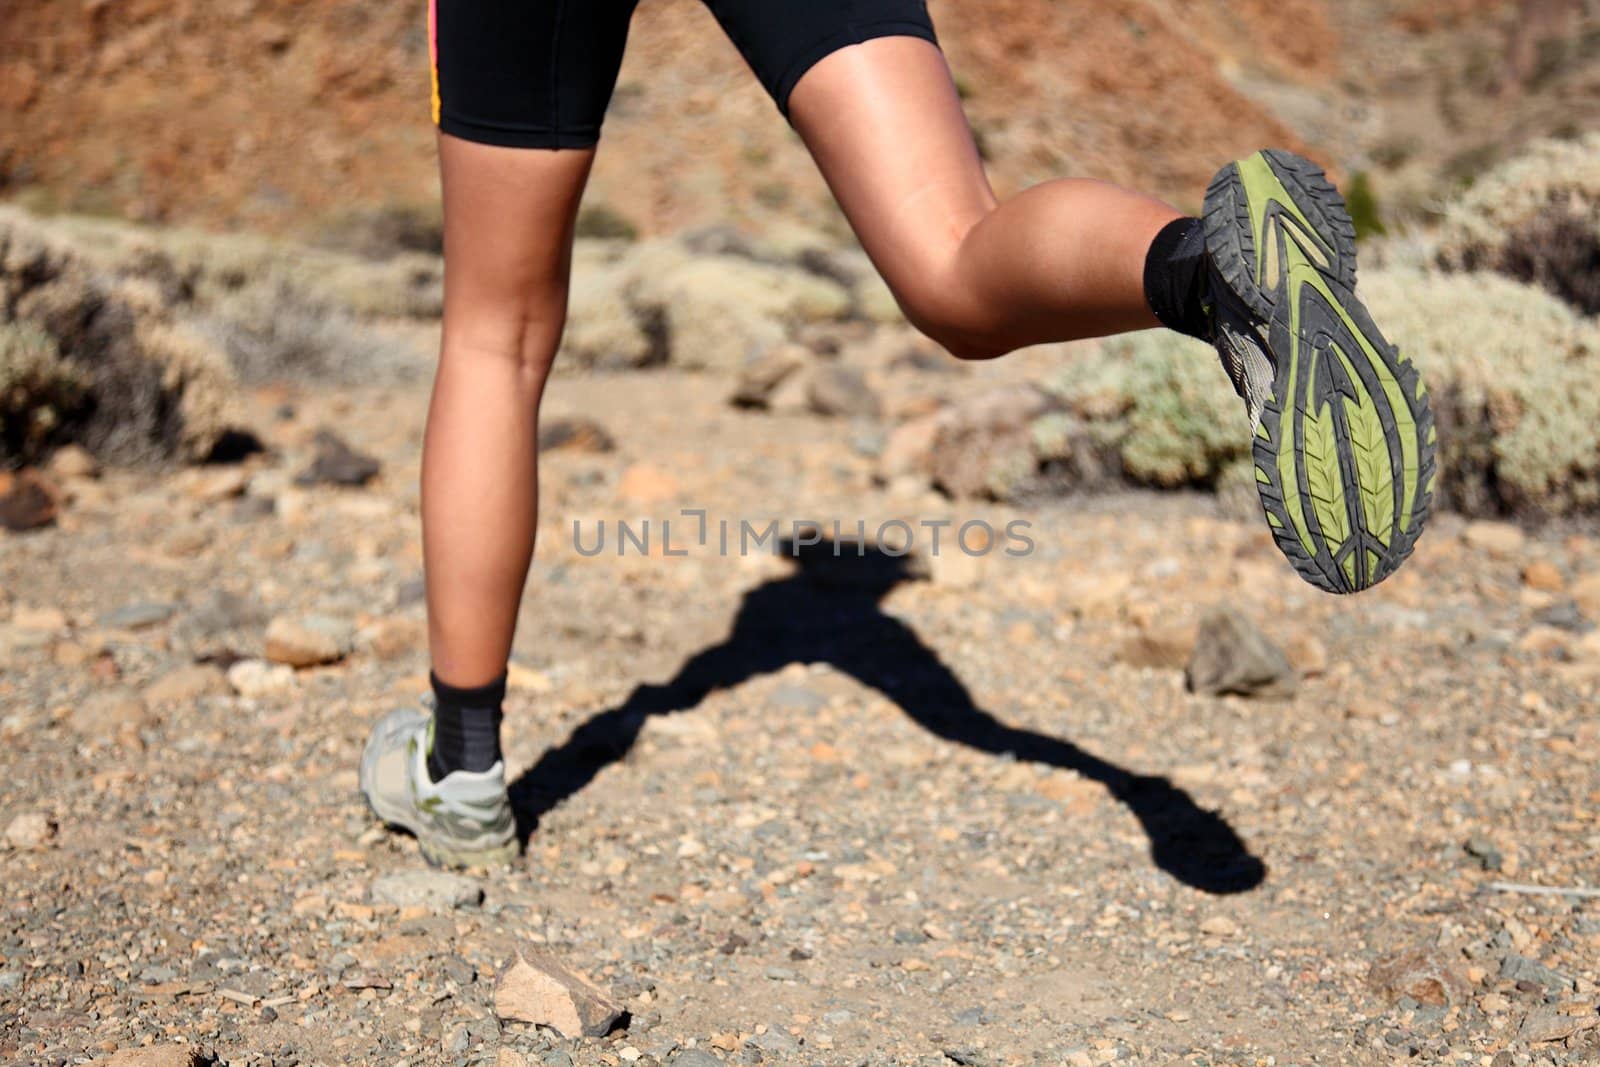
[1203,149,1437,594]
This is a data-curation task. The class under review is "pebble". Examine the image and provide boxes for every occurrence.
[226,658,296,697]
[3,811,56,850]
[807,363,882,418]
[98,601,177,630]
[143,664,228,705]
[69,687,151,737]
[1522,560,1565,592]
[265,614,353,667]
[47,444,99,479]
[1463,520,1526,558]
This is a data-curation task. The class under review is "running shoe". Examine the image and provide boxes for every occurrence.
[1201,149,1436,594]
[359,705,518,869]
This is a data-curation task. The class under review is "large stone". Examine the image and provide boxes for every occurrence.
[1185,608,1296,698]
[265,615,353,668]
[371,870,483,912]
[729,345,805,410]
[296,430,380,488]
[493,949,622,1038]
[107,1045,209,1067]
[928,386,1056,501]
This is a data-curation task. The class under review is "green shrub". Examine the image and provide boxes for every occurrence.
[0,322,84,463]
[1344,171,1387,240]
[575,203,639,241]
[1055,330,1246,488]
[1049,267,1600,518]
[1435,132,1600,313]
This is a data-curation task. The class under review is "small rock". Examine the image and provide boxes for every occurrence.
[540,416,616,454]
[1285,632,1329,677]
[4,811,56,850]
[99,601,177,630]
[1573,572,1600,622]
[10,604,67,632]
[1517,1004,1599,1044]
[69,687,151,737]
[1368,947,1471,1007]
[265,614,353,668]
[877,414,941,482]
[1199,915,1239,937]
[806,364,881,418]
[364,616,425,660]
[143,664,228,705]
[1532,600,1594,634]
[107,1046,209,1067]
[1464,837,1503,872]
[296,430,381,488]
[493,948,623,1038]
[746,1025,800,1054]
[730,345,805,410]
[616,463,679,504]
[1185,607,1296,698]
[1462,520,1525,558]
[1117,625,1197,670]
[371,870,483,911]
[226,658,296,698]
[1521,560,1564,592]
[667,1053,722,1067]
[0,468,61,531]
[180,466,251,502]
[47,444,99,479]
[1499,953,1573,994]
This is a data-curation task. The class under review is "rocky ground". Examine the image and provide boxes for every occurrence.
[3,358,1600,1066]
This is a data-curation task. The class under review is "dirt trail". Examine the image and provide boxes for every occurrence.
[3,367,1598,1064]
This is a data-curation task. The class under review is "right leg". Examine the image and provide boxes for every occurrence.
[422,135,594,690]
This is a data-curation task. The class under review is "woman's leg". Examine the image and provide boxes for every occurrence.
[787,36,1182,359]
[423,135,595,689]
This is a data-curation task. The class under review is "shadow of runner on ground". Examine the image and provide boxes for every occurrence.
[509,538,1266,895]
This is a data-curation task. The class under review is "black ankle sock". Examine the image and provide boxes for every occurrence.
[427,670,506,780]
[1143,216,1212,341]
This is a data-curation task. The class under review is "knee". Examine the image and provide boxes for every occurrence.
[442,288,570,379]
[891,280,1006,362]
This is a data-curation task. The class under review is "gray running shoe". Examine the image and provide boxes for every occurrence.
[358,706,518,869]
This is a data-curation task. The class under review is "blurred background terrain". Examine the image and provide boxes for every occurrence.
[3,2,1600,1066]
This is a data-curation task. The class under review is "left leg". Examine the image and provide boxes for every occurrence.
[766,28,1436,594]
[787,36,1180,359]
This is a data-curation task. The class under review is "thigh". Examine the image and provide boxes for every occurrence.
[786,35,994,306]
[702,0,939,117]
[432,0,640,149]
[438,135,596,362]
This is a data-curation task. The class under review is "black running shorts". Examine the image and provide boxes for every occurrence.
[428,0,939,149]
